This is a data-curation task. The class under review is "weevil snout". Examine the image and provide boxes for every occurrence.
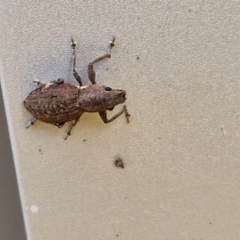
[122,90,126,98]
[121,90,126,101]
[116,89,127,104]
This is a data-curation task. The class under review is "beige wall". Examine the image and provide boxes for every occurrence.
[1,1,240,239]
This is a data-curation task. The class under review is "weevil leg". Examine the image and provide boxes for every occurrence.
[64,116,81,140]
[99,105,130,124]
[33,78,44,86]
[26,118,37,128]
[88,37,115,84]
[54,122,65,128]
[71,38,83,86]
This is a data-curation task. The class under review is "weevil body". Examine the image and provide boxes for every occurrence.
[24,38,130,139]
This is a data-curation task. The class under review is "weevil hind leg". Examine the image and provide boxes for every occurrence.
[99,105,130,124]
[71,38,83,86]
[88,37,116,85]
[64,116,81,140]
[26,118,37,128]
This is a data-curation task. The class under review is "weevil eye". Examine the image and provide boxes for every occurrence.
[105,86,112,91]
[108,107,114,111]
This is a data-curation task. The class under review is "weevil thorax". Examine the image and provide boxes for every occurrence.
[79,84,126,112]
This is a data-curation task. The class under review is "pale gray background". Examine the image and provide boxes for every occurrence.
[1,1,240,240]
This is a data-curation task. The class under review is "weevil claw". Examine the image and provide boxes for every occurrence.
[71,38,76,47]
[109,36,116,48]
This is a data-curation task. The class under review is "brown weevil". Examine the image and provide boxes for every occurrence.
[24,37,130,140]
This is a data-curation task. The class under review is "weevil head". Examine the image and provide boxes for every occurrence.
[79,84,127,112]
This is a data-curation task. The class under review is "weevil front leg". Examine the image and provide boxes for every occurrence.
[26,118,37,128]
[88,37,115,84]
[99,105,130,124]
[64,115,82,140]
[71,38,83,86]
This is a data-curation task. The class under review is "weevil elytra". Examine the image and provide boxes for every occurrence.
[24,37,130,140]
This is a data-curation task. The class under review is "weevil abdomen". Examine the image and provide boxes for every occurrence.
[24,81,83,124]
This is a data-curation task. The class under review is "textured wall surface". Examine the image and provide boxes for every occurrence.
[1,1,240,239]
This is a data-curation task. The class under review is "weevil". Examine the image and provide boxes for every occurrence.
[24,37,130,140]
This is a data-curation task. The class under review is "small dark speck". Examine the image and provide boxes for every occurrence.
[39,149,42,155]
[137,17,140,20]
[137,56,140,60]
[114,157,124,168]
[83,139,86,142]
[221,127,226,136]
[106,68,108,71]
[116,234,119,237]
[188,9,192,12]
[158,137,161,140]
[209,222,212,225]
